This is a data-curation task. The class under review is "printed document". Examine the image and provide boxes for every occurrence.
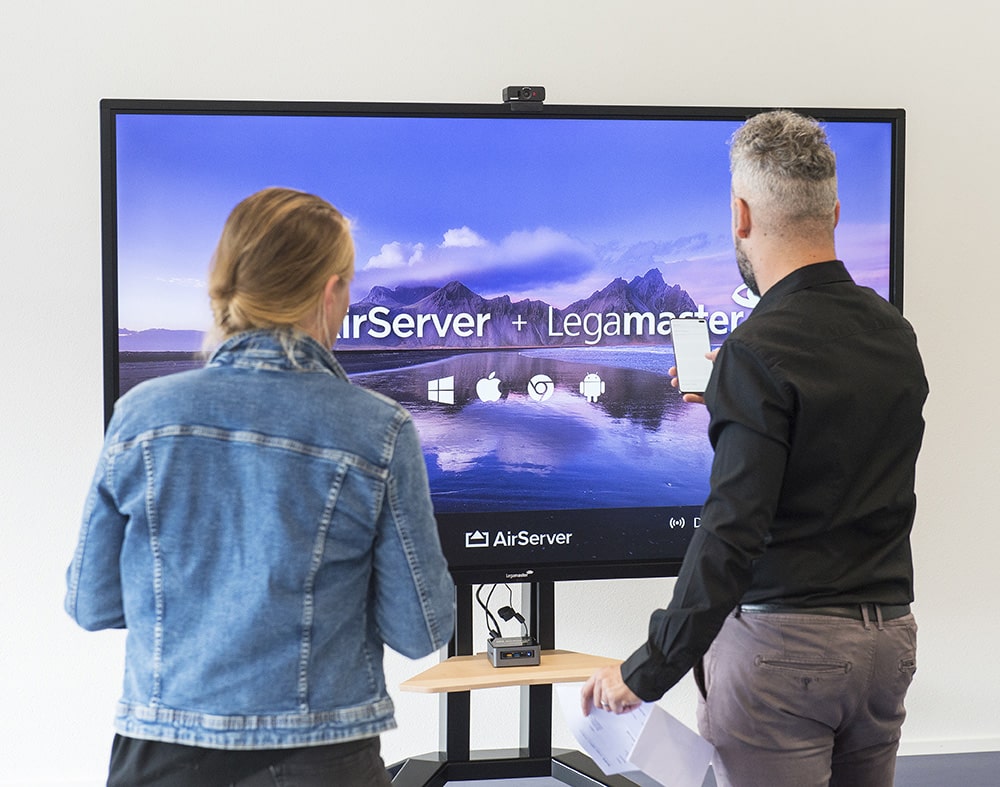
[555,682,714,787]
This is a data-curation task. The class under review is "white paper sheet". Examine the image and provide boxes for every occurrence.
[555,682,715,787]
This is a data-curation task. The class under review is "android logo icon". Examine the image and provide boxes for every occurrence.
[579,373,605,403]
[476,371,503,402]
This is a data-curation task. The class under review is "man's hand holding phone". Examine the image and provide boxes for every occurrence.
[668,350,718,404]
[669,317,718,402]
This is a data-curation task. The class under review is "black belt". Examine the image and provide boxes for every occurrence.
[737,603,911,622]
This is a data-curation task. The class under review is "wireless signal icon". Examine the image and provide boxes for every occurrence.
[669,517,686,529]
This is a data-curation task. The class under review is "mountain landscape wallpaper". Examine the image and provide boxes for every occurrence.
[110,109,896,564]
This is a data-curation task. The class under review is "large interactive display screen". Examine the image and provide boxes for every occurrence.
[101,100,904,582]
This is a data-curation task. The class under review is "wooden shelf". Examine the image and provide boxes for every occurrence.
[390,586,631,785]
[400,649,620,694]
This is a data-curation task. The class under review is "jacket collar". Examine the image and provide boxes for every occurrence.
[207,329,349,381]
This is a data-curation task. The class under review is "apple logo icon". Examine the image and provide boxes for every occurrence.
[476,371,503,402]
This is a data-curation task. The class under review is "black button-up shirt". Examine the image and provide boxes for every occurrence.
[621,260,928,701]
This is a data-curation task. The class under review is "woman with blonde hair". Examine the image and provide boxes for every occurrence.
[66,187,454,786]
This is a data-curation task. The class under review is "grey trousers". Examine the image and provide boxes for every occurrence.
[696,608,917,787]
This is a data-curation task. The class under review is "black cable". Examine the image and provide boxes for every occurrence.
[496,584,529,638]
[479,583,530,640]
[476,584,502,638]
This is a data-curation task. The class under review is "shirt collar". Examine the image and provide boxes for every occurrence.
[754,260,853,313]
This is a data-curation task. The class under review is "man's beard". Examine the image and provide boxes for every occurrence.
[735,238,760,297]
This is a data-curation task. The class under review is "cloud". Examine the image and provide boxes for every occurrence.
[157,276,205,288]
[364,241,425,270]
[352,223,749,310]
[461,228,596,294]
[441,226,487,248]
[357,225,599,296]
[498,226,587,260]
[595,234,719,269]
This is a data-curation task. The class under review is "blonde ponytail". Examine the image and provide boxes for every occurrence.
[206,187,354,346]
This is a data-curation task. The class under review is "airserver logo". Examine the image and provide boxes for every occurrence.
[465,530,489,548]
[465,529,574,548]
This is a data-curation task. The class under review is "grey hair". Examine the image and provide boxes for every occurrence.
[729,110,838,229]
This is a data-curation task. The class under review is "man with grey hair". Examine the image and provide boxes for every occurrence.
[583,110,927,786]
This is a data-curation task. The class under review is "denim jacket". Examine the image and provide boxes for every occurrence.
[66,330,455,749]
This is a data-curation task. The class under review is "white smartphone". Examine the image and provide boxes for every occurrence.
[669,317,713,395]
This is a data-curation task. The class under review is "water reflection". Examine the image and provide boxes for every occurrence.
[352,348,712,513]
[121,347,715,516]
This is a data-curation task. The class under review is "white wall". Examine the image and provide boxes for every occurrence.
[2,1,997,784]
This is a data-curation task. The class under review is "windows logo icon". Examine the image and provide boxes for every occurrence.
[428,375,455,404]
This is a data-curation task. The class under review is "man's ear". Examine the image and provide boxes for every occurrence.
[734,197,752,239]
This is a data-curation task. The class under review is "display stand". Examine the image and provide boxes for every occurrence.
[388,582,644,786]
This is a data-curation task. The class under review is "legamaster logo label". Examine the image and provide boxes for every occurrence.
[731,284,760,309]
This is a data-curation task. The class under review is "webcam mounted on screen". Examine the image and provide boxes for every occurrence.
[503,85,545,111]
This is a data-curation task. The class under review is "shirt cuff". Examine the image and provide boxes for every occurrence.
[620,641,680,702]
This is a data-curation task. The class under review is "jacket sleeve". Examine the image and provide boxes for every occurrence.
[65,444,128,631]
[372,414,455,658]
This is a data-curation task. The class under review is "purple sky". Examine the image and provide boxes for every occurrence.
[113,111,895,331]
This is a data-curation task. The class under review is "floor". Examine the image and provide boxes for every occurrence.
[440,751,1000,786]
